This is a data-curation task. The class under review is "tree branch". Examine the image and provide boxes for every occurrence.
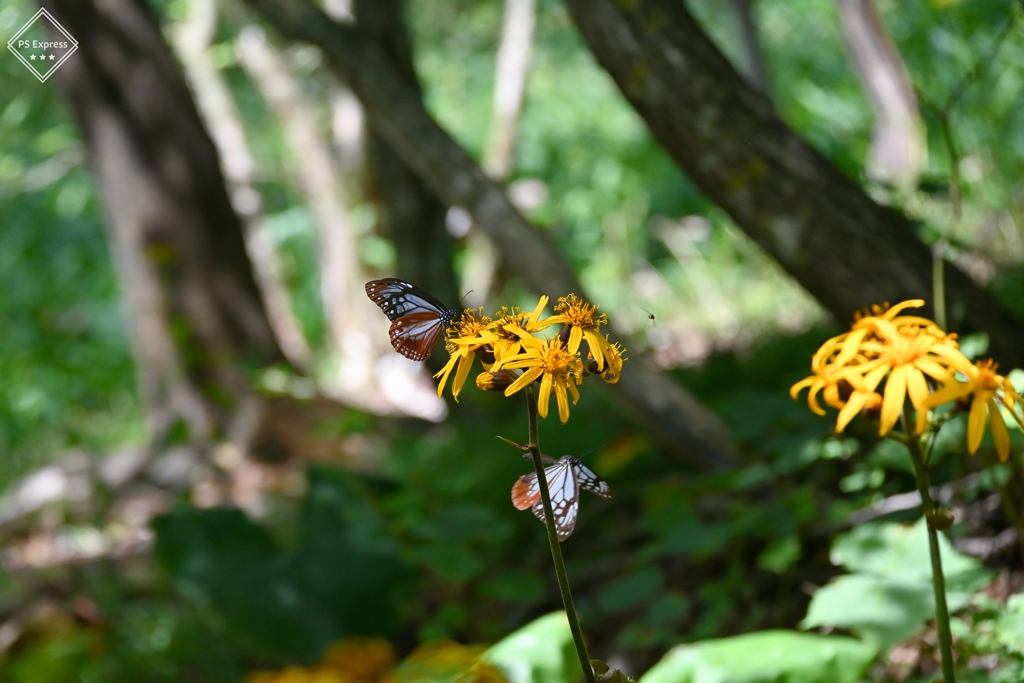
[836,0,925,187]
[563,0,1024,368]
[241,0,742,470]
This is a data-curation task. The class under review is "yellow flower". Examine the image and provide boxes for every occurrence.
[320,638,397,682]
[791,300,974,436]
[434,309,497,401]
[492,332,583,423]
[549,294,613,371]
[248,667,345,683]
[490,296,554,363]
[590,338,626,384]
[925,360,1020,462]
[383,642,506,683]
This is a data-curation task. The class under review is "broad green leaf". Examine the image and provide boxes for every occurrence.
[640,630,876,683]
[829,519,983,585]
[800,575,933,649]
[483,612,582,683]
[802,520,993,650]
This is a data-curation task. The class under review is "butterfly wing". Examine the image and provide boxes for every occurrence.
[529,458,579,542]
[365,278,451,322]
[366,279,457,361]
[511,471,541,510]
[389,311,447,362]
[573,460,612,499]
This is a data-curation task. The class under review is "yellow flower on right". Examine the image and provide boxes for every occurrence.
[925,359,1021,462]
[791,299,1023,460]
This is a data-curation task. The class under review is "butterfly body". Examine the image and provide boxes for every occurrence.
[512,456,611,541]
[366,278,459,361]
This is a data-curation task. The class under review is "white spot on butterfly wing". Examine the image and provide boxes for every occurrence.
[573,460,612,498]
[529,459,579,541]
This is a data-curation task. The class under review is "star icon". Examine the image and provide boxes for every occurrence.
[29,54,36,60]
[49,54,55,60]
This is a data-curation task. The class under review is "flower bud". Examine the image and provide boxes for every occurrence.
[476,371,512,392]
[927,507,955,530]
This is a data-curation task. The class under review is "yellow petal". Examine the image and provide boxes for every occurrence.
[881,299,925,320]
[967,396,987,454]
[806,379,828,415]
[568,325,583,355]
[928,344,975,375]
[567,377,580,403]
[861,363,890,393]
[904,368,930,410]
[836,391,871,433]
[790,376,815,400]
[913,357,956,383]
[529,295,549,324]
[833,328,869,368]
[822,383,843,410]
[989,399,1011,462]
[555,381,569,423]
[584,330,610,371]
[434,353,460,397]
[879,365,907,436]
[450,352,476,402]
[538,373,553,418]
[504,367,543,396]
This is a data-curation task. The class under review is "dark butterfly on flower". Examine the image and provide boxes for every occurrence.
[512,455,612,541]
[365,278,460,361]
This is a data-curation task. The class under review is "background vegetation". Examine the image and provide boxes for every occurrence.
[1,0,1024,681]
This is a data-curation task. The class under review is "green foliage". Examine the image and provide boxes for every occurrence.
[802,519,993,650]
[640,630,876,683]
[153,467,412,664]
[950,593,1024,682]
[0,0,142,487]
[3,0,1024,680]
[484,612,582,683]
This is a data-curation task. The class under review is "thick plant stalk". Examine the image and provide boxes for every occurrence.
[904,408,956,683]
[525,384,596,683]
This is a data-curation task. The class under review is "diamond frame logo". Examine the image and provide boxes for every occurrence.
[7,8,78,83]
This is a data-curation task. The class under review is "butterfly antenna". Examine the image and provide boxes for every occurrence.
[460,289,475,305]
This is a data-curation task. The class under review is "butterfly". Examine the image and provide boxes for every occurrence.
[365,278,460,361]
[511,455,612,541]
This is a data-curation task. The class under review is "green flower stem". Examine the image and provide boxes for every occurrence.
[904,409,956,683]
[525,384,596,683]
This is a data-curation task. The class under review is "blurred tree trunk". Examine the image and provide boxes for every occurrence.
[563,0,1024,368]
[836,0,925,187]
[172,0,314,371]
[41,0,283,445]
[353,0,458,311]
[241,0,743,470]
[461,0,538,308]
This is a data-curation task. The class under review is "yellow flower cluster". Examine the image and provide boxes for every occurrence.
[249,638,396,683]
[434,294,625,422]
[248,639,505,683]
[791,300,1022,461]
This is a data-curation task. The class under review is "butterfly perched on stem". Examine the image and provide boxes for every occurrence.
[366,278,460,361]
[512,454,612,541]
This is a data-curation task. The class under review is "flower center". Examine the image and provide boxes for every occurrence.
[539,343,576,375]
